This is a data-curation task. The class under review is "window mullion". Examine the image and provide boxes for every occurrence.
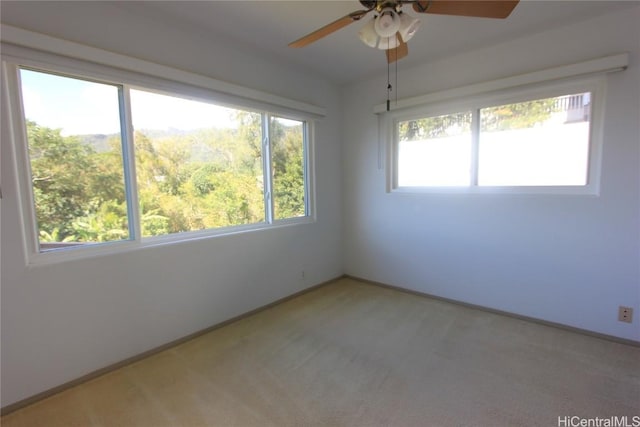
[6,63,40,256]
[262,113,274,224]
[302,121,310,216]
[470,108,480,187]
[120,85,141,241]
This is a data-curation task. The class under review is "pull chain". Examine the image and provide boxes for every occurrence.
[386,57,392,111]
[386,43,399,111]
[395,44,398,106]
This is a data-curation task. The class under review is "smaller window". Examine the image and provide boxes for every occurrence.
[392,79,601,194]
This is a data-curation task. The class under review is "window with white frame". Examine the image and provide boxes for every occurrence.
[8,63,313,257]
[392,78,603,193]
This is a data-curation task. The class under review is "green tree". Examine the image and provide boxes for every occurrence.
[480,98,557,132]
[399,112,472,141]
[70,199,129,242]
[27,120,129,243]
[28,120,95,239]
[271,118,305,219]
[134,120,265,236]
[234,111,263,164]
[399,98,558,141]
[30,110,307,245]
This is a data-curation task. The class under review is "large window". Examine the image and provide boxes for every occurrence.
[13,66,312,255]
[393,79,602,194]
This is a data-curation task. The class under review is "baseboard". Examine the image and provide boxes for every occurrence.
[0,275,346,416]
[345,275,640,348]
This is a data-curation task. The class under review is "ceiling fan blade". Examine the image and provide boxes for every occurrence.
[289,9,371,48]
[412,0,519,19]
[386,40,409,64]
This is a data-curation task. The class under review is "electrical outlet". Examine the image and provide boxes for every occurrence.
[618,306,633,323]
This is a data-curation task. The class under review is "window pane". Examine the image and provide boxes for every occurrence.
[130,90,265,236]
[19,69,130,251]
[271,117,306,220]
[479,93,591,186]
[397,112,472,186]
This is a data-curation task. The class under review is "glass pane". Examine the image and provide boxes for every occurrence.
[397,112,472,186]
[130,90,265,236]
[479,93,591,186]
[20,69,130,251]
[271,117,306,220]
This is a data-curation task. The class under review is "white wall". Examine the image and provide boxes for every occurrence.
[1,2,343,407]
[343,6,640,342]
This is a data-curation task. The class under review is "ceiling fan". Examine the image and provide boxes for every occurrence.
[289,1,520,63]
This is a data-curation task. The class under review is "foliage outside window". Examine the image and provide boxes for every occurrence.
[396,92,592,189]
[270,117,306,220]
[18,68,310,252]
[20,70,131,249]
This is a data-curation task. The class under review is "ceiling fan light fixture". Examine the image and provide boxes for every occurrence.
[373,8,400,38]
[377,35,400,51]
[398,12,421,42]
[358,17,379,48]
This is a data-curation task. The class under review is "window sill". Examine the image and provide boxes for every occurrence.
[390,185,600,196]
[28,217,316,267]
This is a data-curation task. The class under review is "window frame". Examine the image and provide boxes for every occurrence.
[387,76,606,195]
[2,46,317,266]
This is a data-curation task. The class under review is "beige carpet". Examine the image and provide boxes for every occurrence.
[2,277,639,426]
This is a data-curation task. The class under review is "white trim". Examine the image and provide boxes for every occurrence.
[2,62,40,260]
[27,218,315,267]
[0,24,326,118]
[121,85,141,241]
[375,53,628,114]
[304,120,317,221]
[470,109,480,187]
[264,115,274,224]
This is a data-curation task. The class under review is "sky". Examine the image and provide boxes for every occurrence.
[20,68,239,136]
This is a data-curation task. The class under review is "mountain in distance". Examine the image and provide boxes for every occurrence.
[76,127,233,164]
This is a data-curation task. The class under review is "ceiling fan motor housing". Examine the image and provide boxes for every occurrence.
[359,0,378,9]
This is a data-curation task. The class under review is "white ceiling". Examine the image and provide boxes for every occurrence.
[110,0,633,85]
[2,1,635,86]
